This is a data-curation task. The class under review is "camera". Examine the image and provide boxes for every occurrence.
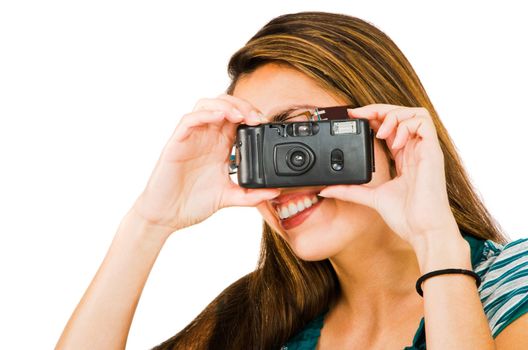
[232,106,375,188]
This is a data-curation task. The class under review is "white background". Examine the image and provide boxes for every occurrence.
[1,1,527,349]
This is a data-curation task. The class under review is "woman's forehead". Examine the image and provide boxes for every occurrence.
[232,65,344,121]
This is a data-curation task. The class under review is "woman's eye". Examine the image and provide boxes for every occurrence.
[284,111,314,122]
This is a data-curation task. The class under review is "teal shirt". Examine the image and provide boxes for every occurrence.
[281,234,528,349]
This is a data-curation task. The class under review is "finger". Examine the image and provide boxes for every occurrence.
[402,137,421,170]
[217,93,266,125]
[391,119,414,150]
[390,115,437,150]
[193,98,247,124]
[381,132,398,160]
[365,118,382,132]
[347,105,399,134]
[173,110,228,142]
[193,97,261,126]
[221,186,281,207]
[347,104,430,135]
[318,184,376,209]
[376,107,421,139]
[347,103,405,121]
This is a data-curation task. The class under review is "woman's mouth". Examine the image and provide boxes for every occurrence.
[271,191,325,230]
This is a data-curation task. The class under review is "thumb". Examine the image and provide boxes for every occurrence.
[319,185,376,209]
[222,187,281,207]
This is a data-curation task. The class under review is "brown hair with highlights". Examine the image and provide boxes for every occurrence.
[153,11,508,349]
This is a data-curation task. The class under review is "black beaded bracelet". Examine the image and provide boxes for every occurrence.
[415,268,481,297]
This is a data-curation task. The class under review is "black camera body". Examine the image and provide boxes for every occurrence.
[234,118,375,188]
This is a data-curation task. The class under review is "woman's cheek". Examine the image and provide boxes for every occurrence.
[255,202,269,220]
[256,202,297,245]
[256,202,281,231]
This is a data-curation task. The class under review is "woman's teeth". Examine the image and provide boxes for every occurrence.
[277,195,319,219]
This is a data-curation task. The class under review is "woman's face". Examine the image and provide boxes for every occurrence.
[232,63,393,261]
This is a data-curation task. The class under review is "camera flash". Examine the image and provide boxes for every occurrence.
[332,120,357,135]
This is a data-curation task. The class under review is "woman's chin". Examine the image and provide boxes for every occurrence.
[291,245,334,261]
[287,230,342,261]
[260,198,341,260]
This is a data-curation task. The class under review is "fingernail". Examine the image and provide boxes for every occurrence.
[376,126,387,138]
[347,107,362,114]
[232,108,244,119]
[250,110,266,123]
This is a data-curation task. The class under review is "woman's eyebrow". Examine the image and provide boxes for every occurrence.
[269,104,318,122]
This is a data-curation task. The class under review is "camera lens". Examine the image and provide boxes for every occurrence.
[290,150,306,167]
[278,144,315,175]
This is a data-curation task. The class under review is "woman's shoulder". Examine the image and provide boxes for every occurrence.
[469,235,528,338]
[473,236,528,267]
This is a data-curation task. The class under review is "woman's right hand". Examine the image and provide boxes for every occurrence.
[130,94,280,235]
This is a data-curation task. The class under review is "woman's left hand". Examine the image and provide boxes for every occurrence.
[318,104,461,249]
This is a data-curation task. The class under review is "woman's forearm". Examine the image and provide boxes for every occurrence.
[416,231,495,350]
[56,208,173,350]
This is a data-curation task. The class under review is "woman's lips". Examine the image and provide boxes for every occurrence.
[270,190,324,230]
[279,196,324,230]
[270,189,321,207]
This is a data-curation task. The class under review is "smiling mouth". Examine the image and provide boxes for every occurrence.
[273,194,321,219]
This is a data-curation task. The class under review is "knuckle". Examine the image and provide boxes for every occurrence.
[191,102,201,112]
[386,109,401,123]
[193,97,233,112]
[182,109,212,121]
[416,107,430,115]
[179,111,195,124]
[392,109,404,118]
[192,98,210,111]
[415,114,429,123]
[215,98,235,110]
[181,111,194,119]
[216,93,236,103]
[218,94,256,114]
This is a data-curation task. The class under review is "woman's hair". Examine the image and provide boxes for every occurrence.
[153,11,508,349]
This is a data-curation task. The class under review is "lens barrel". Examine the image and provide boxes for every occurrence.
[286,147,311,171]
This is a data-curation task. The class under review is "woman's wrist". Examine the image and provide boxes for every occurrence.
[412,224,472,275]
[119,206,175,248]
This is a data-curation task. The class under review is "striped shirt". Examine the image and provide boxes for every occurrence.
[281,234,528,349]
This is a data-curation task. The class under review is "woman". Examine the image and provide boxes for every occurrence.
[57,12,528,349]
